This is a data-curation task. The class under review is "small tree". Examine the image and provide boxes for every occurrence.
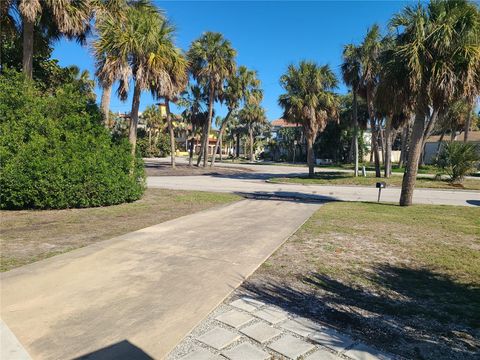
[436,142,479,184]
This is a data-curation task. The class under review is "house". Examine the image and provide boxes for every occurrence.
[423,131,480,164]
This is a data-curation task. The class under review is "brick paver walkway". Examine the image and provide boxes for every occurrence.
[168,297,394,360]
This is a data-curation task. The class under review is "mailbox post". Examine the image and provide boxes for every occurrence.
[376,182,386,202]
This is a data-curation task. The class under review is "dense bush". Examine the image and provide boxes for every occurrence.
[436,141,480,183]
[0,71,145,209]
[136,129,171,158]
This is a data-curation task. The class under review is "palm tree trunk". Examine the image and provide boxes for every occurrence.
[464,102,473,142]
[435,130,446,159]
[129,81,141,157]
[371,119,381,177]
[236,133,240,158]
[249,125,254,161]
[419,109,439,166]
[398,124,408,168]
[353,91,359,177]
[211,110,232,167]
[202,88,214,167]
[166,100,175,168]
[400,110,426,206]
[22,17,34,79]
[306,133,315,178]
[100,84,112,128]
[189,124,195,167]
[379,126,386,165]
[384,116,393,178]
[219,136,223,162]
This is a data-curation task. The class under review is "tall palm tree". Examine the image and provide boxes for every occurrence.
[92,0,130,127]
[150,45,188,168]
[341,44,362,176]
[375,37,412,177]
[279,61,338,178]
[180,84,208,166]
[359,24,383,177]
[210,66,262,166]
[94,1,176,158]
[187,32,236,167]
[239,104,266,161]
[7,0,92,79]
[391,0,480,206]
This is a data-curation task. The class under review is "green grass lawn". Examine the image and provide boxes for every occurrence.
[241,202,480,359]
[270,171,480,191]
[0,189,240,272]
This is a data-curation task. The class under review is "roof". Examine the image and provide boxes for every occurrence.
[270,118,300,128]
[427,131,480,143]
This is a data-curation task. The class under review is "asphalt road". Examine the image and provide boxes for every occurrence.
[147,158,480,207]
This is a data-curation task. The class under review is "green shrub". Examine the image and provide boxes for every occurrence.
[436,141,480,184]
[0,71,145,209]
[137,131,171,158]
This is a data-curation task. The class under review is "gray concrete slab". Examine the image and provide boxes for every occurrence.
[215,310,254,329]
[147,175,480,207]
[268,334,315,359]
[253,307,289,324]
[229,298,258,312]
[280,317,325,337]
[197,327,240,350]
[240,322,282,344]
[309,328,355,353]
[344,343,393,360]
[221,342,271,360]
[1,199,320,360]
[304,348,340,360]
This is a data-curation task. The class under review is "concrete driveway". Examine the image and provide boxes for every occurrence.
[1,199,320,360]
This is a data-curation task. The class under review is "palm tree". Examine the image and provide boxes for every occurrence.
[94,1,178,158]
[279,61,338,177]
[239,104,266,161]
[375,38,412,177]
[390,0,480,206]
[91,0,130,127]
[210,66,262,166]
[180,84,208,166]
[7,0,92,79]
[341,44,362,176]
[149,42,188,168]
[359,24,383,177]
[187,32,237,167]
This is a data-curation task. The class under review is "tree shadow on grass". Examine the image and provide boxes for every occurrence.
[240,265,480,360]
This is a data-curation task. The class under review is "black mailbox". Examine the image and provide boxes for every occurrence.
[376,182,386,202]
[376,182,386,189]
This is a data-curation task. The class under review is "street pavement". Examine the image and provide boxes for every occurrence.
[147,173,480,207]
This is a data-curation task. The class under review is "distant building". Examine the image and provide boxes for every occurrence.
[423,131,480,164]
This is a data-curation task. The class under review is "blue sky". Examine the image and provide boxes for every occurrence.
[52,0,413,122]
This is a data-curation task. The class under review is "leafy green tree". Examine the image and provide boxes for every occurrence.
[279,61,338,177]
[187,32,237,166]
